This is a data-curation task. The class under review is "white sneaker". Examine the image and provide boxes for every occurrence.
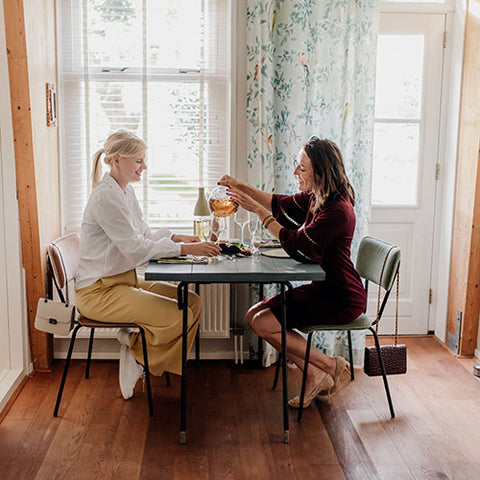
[119,344,143,400]
[117,328,131,347]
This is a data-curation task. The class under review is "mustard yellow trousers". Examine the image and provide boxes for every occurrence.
[75,270,201,376]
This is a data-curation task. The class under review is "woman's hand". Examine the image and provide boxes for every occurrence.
[218,174,241,189]
[172,234,200,243]
[226,187,267,216]
[181,241,221,257]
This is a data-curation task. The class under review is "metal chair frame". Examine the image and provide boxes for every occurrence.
[272,237,400,422]
[47,237,169,419]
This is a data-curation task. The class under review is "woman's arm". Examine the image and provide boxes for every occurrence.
[218,175,273,212]
[226,186,282,240]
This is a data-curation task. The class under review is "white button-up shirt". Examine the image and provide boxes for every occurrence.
[76,173,181,289]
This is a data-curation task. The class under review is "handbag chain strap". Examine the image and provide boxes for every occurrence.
[46,246,70,306]
[375,245,400,346]
[58,246,71,306]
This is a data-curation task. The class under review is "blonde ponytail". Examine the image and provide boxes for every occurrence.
[91,130,146,189]
[91,149,105,189]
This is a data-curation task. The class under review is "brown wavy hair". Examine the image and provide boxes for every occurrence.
[303,136,355,212]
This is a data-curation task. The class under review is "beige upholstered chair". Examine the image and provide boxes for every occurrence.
[47,233,165,418]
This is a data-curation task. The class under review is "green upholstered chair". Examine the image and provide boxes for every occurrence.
[274,236,401,421]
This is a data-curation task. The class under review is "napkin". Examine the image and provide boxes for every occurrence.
[156,256,208,264]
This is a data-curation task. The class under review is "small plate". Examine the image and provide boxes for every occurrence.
[261,240,281,248]
[261,248,289,258]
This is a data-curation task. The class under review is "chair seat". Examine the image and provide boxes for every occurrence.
[297,313,372,335]
[78,315,139,330]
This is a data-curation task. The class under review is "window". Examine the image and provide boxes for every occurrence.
[57,0,231,232]
[372,33,424,205]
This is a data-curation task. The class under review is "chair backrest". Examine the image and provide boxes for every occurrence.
[356,236,401,291]
[47,233,81,289]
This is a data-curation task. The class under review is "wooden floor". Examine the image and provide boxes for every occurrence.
[1,336,480,480]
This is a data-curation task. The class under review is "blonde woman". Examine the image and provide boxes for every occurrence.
[75,130,220,399]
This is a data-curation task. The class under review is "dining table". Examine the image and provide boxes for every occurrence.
[144,252,325,444]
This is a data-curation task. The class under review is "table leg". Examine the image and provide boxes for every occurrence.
[194,283,200,365]
[240,334,244,364]
[179,282,189,444]
[280,283,289,443]
[257,283,264,368]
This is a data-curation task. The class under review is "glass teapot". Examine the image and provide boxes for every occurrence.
[208,186,239,217]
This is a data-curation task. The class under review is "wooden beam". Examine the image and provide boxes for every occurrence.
[447,6,480,355]
[3,0,52,369]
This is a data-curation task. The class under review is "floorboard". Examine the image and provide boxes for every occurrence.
[1,337,480,479]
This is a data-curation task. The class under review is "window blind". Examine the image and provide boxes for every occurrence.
[56,0,231,232]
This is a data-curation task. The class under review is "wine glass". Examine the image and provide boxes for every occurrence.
[247,213,260,246]
[234,209,249,246]
[210,215,226,243]
[252,234,262,263]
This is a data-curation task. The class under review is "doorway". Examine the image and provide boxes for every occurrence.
[369,13,445,334]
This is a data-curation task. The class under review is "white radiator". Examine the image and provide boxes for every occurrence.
[196,284,230,338]
[68,283,231,339]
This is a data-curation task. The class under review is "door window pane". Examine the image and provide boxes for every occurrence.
[375,35,424,119]
[373,31,426,205]
[372,123,420,205]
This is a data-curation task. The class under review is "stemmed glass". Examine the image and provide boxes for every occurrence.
[251,234,262,263]
[208,215,225,262]
[247,213,260,247]
[234,209,249,246]
[210,215,225,244]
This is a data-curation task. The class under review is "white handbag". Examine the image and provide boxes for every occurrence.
[35,298,75,336]
[34,252,75,336]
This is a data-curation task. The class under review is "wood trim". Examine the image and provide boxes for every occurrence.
[447,6,480,355]
[0,373,29,424]
[3,0,52,368]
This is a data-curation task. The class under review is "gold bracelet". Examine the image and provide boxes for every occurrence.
[263,216,275,229]
[262,215,274,227]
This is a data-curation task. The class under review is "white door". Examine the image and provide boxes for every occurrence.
[369,13,445,334]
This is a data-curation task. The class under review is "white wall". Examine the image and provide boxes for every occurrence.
[0,0,31,413]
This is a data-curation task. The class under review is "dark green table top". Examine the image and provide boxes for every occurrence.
[145,254,325,284]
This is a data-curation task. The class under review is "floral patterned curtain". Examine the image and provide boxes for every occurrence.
[246,0,379,366]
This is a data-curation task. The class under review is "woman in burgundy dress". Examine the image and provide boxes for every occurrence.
[219,137,366,408]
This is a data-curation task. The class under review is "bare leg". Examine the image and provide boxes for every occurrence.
[246,304,336,396]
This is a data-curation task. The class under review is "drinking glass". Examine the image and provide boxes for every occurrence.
[234,209,249,246]
[247,213,260,246]
[210,215,225,243]
[252,234,262,263]
[195,218,211,242]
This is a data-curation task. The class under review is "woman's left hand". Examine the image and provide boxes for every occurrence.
[172,234,200,243]
[227,187,263,214]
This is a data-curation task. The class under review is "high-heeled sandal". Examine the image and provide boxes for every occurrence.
[331,357,351,393]
[316,357,351,396]
[288,373,334,408]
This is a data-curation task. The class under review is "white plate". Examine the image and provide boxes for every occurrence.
[261,248,289,258]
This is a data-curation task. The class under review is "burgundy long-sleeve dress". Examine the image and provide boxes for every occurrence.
[265,191,366,329]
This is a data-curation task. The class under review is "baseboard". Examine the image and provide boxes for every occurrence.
[53,337,249,361]
[474,348,480,361]
[0,369,26,420]
[53,350,250,361]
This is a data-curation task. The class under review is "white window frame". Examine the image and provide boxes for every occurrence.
[56,0,234,234]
